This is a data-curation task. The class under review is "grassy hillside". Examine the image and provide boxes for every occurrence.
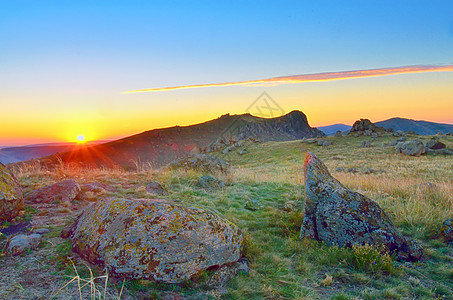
[1,134,452,299]
[375,118,453,135]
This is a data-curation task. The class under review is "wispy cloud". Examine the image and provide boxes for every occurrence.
[124,64,453,93]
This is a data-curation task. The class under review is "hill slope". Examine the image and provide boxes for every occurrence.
[317,124,351,135]
[30,110,323,169]
[375,118,453,135]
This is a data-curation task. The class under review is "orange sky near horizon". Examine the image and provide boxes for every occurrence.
[2,71,452,147]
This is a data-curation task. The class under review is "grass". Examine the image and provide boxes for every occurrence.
[4,133,453,299]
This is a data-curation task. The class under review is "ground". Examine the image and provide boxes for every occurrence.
[1,134,452,299]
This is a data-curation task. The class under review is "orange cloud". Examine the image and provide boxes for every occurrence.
[124,64,453,93]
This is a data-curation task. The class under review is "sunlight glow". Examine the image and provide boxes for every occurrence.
[77,135,85,142]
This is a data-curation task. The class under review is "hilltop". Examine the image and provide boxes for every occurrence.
[21,110,323,169]
[375,117,453,135]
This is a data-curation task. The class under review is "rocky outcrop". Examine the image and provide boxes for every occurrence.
[166,154,231,175]
[25,179,81,204]
[348,119,386,136]
[0,162,24,223]
[300,152,423,261]
[62,198,244,283]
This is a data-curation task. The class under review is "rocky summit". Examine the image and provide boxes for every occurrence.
[300,152,423,261]
[62,198,244,283]
[0,162,24,223]
[348,118,386,136]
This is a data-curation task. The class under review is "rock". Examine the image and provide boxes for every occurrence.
[222,145,234,154]
[166,154,231,175]
[239,149,248,155]
[393,130,406,137]
[362,168,375,174]
[206,259,249,289]
[81,182,113,194]
[397,137,407,142]
[0,162,24,223]
[300,152,423,261]
[347,168,358,174]
[25,179,81,204]
[145,181,168,196]
[382,142,389,147]
[244,199,263,211]
[336,167,346,172]
[306,139,317,144]
[62,198,244,283]
[349,119,386,136]
[390,140,398,146]
[426,140,446,150]
[317,139,332,146]
[335,131,343,137]
[33,228,51,235]
[199,175,225,189]
[361,141,372,148]
[395,140,426,156]
[6,234,42,256]
[439,219,453,241]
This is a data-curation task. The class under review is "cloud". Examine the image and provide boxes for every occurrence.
[124,64,453,93]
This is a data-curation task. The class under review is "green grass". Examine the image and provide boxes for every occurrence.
[11,134,453,299]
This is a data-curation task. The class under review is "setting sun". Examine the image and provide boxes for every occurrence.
[77,135,85,142]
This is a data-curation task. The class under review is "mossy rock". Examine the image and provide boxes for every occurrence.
[300,152,423,261]
[0,162,24,223]
[63,198,244,283]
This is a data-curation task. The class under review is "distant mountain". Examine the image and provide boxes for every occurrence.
[18,110,323,169]
[375,118,453,135]
[317,124,351,135]
[0,141,110,164]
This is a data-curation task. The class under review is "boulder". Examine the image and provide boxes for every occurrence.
[6,233,42,256]
[25,179,81,204]
[145,181,168,196]
[426,140,446,150]
[0,162,24,223]
[166,154,231,175]
[361,141,372,148]
[335,131,343,137]
[439,219,453,242]
[62,198,244,283]
[199,175,225,189]
[300,152,423,261]
[395,140,426,156]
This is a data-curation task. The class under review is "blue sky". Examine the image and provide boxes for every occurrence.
[1,1,452,145]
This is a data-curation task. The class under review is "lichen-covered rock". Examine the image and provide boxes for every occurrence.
[300,152,423,261]
[25,179,81,204]
[166,154,231,175]
[6,234,42,256]
[439,218,453,241]
[199,175,225,189]
[0,162,24,223]
[395,140,426,156]
[145,181,168,196]
[63,198,244,283]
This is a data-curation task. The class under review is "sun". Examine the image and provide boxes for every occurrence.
[77,135,85,143]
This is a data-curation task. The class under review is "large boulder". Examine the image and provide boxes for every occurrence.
[300,152,423,261]
[25,179,81,204]
[395,140,426,156]
[166,154,231,175]
[62,198,244,283]
[425,139,446,150]
[0,162,24,223]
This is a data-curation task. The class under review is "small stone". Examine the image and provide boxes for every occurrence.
[6,234,42,256]
[245,199,263,211]
[239,149,248,155]
[33,228,51,235]
[199,175,225,189]
[440,219,453,241]
[145,181,168,196]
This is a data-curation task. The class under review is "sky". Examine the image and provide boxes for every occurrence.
[1,1,453,146]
